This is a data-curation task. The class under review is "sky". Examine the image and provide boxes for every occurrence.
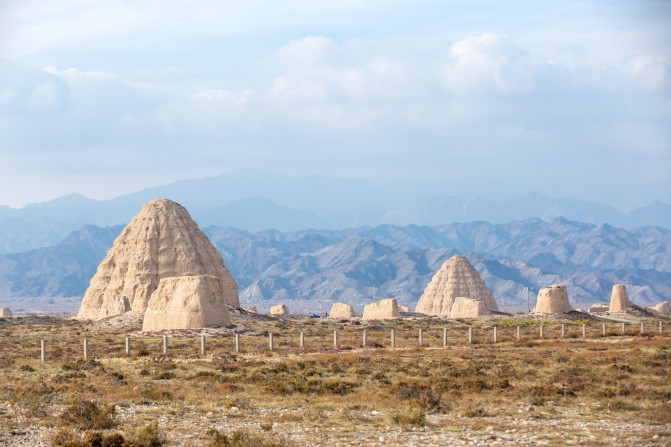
[0,0,670,211]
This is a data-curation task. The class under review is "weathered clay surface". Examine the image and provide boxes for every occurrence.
[142,275,232,331]
[588,303,609,314]
[609,284,631,312]
[329,302,355,319]
[449,297,487,319]
[398,305,410,313]
[651,301,671,316]
[0,308,12,317]
[244,306,258,314]
[77,199,239,321]
[270,304,288,315]
[415,255,498,316]
[362,298,399,320]
[532,285,574,314]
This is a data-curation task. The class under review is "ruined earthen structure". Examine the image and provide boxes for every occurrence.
[328,302,355,319]
[398,305,410,313]
[449,297,487,319]
[0,308,12,317]
[587,303,609,314]
[609,284,631,313]
[77,199,239,324]
[142,275,232,330]
[362,298,399,320]
[415,255,498,316]
[532,285,574,314]
[244,306,258,314]
[270,304,288,315]
[651,301,671,316]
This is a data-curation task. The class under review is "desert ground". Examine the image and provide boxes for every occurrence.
[0,313,669,446]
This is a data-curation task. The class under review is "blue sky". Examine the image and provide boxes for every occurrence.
[1,1,669,210]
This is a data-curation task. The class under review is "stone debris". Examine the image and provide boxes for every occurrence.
[588,303,609,314]
[0,307,12,317]
[142,275,232,331]
[270,304,289,315]
[362,298,399,320]
[328,302,355,319]
[609,284,631,313]
[450,297,487,319]
[76,199,238,326]
[415,255,498,316]
[532,285,574,314]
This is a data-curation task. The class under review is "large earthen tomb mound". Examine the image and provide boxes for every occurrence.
[532,284,574,314]
[415,255,498,316]
[77,199,238,328]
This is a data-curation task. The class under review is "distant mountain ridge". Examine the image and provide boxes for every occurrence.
[0,171,669,255]
[0,218,668,314]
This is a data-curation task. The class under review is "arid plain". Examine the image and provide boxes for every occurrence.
[0,312,669,446]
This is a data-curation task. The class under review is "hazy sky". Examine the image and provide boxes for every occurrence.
[1,1,669,210]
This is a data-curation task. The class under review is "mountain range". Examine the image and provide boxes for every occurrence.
[1,218,668,314]
[0,171,669,255]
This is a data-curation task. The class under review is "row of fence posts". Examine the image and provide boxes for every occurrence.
[38,321,665,361]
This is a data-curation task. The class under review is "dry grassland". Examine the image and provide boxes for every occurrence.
[0,316,669,446]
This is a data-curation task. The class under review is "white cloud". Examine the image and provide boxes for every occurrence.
[440,34,545,94]
[626,54,671,92]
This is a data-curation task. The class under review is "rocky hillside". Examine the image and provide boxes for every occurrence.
[1,218,668,313]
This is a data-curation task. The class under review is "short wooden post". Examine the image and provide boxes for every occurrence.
[391,329,396,348]
[660,321,663,334]
[493,326,498,343]
[443,327,448,348]
[41,340,46,362]
[621,322,625,334]
[640,322,644,334]
[201,335,206,356]
[269,333,274,351]
[363,329,367,347]
[300,332,305,348]
[125,336,131,357]
[235,334,240,353]
[419,328,424,346]
[602,322,606,336]
[84,338,89,360]
[516,325,521,340]
[163,335,168,354]
[468,327,473,344]
[582,323,586,338]
[561,324,565,338]
[333,330,338,348]
[539,324,544,339]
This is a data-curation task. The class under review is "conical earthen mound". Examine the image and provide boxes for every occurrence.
[77,199,239,321]
[415,255,498,316]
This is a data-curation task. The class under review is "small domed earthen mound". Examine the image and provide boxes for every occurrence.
[77,199,238,322]
[0,308,12,317]
[142,275,232,331]
[450,297,487,319]
[588,303,609,314]
[609,284,631,312]
[329,302,355,319]
[415,255,498,316]
[532,285,574,314]
[651,301,671,316]
[244,306,258,314]
[362,298,399,321]
[270,304,288,315]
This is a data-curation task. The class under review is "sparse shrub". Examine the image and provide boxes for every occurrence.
[130,421,164,447]
[205,428,289,447]
[59,399,116,430]
[390,407,426,426]
[19,364,34,372]
[152,371,175,380]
